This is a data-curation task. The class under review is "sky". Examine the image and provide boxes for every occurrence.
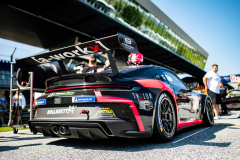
[0,0,240,77]
[151,0,240,76]
[0,38,44,62]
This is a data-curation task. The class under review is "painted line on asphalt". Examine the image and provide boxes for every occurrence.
[173,127,210,143]
[214,123,240,126]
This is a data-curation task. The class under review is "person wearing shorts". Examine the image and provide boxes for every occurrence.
[12,91,26,125]
[203,64,221,120]
[0,89,8,126]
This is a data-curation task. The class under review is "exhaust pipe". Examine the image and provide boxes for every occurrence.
[52,126,59,134]
[59,126,70,135]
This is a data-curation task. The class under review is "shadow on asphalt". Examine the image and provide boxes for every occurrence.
[0,144,42,152]
[0,134,51,143]
[47,125,231,151]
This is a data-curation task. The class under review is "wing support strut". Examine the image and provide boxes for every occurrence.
[107,50,119,75]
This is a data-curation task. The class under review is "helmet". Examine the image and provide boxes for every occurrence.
[127,53,143,65]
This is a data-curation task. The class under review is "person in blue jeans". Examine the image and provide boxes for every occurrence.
[0,89,8,126]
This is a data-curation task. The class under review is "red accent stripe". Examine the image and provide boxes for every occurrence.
[177,120,203,128]
[94,90,145,132]
[134,80,180,127]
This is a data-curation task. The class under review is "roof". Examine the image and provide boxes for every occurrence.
[1,0,206,78]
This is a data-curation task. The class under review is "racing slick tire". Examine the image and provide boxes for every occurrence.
[202,99,214,126]
[152,93,176,143]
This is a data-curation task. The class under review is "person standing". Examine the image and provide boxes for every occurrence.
[203,64,221,120]
[0,89,8,126]
[219,82,229,114]
[12,91,26,125]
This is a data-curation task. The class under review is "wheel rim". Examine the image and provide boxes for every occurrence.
[159,98,175,135]
[206,101,214,123]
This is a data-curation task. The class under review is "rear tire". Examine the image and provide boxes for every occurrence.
[202,99,214,126]
[152,93,176,142]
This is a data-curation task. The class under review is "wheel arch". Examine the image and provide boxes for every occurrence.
[204,96,212,113]
[151,90,178,131]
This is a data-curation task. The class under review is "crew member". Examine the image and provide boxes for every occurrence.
[127,53,143,66]
[81,57,99,73]
[219,82,229,114]
[13,91,26,126]
[203,64,221,120]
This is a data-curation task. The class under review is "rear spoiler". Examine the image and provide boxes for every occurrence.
[16,33,139,75]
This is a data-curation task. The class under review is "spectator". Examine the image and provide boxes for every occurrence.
[0,89,8,126]
[203,64,221,120]
[13,91,26,126]
[219,82,229,114]
[81,57,99,73]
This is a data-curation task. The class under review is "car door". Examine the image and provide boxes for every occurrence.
[159,70,197,121]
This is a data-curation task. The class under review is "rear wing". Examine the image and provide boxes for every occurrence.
[16,33,139,75]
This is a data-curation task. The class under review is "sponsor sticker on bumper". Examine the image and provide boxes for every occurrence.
[72,96,95,103]
[36,99,46,105]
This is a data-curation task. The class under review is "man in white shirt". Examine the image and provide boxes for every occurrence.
[13,91,26,125]
[203,64,221,120]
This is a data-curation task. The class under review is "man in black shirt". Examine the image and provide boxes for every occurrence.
[81,57,99,73]
[219,82,229,114]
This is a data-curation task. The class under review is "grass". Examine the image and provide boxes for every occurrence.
[0,126,29,133]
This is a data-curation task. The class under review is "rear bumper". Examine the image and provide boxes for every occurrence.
[28,120,152,139]
[226,103,240,110]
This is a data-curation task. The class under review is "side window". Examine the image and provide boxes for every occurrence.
[145,69,159,80]
[161,70,188,89]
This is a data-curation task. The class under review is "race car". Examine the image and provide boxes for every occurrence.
[16,33,214,142]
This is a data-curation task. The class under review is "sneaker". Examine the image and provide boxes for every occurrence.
[15,123,20,126]
[238,115,240,118]
[214,117,218,120]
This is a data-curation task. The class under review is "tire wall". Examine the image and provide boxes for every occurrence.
[16,64,76,89]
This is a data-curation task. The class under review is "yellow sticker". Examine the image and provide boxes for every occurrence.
[95,108,116,117]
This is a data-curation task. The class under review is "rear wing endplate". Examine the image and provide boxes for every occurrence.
[16,33,139,75]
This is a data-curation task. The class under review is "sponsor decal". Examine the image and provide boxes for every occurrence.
[47,105,75,114]
[139,99,153,110]
[47,91,75,97]
[124,38,132,45]
[72,96,95,103]
[36,99,46,105]
[133,93,154,110]
[54,98,61,104]
[122,43,134,51]
[230,75,240,82]
[95,107,116,118]
[31,41,109,64]
[132,93,153,100]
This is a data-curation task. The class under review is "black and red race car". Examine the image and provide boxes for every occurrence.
[16,33,214,142]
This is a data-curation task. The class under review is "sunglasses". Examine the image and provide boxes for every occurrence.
[214,68,218,70]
